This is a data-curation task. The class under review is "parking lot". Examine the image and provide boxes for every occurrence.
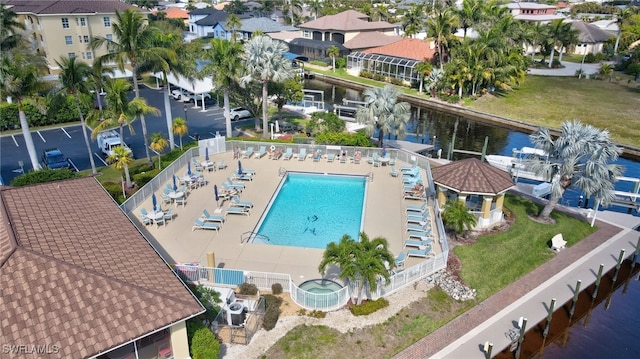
[0,86,255,185]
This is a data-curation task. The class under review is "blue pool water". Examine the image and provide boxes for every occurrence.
[253,172,367,248]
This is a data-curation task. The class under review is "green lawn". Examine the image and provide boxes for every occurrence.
[455,195,598,300]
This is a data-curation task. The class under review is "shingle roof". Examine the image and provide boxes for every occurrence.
[298,9,396,32]
[431,158,515,195]
[0,177,204,358]
[343,31,402,50]
[194,9,231,26]
[239,17,298,33]
[362,38,436,61]
[1,0,134,15]
[571,21,614,43]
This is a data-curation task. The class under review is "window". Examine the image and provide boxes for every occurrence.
[83,35,89,43]
[106,34,112,41]
[303,30,310,38]
[103,17,111,27]
[79,17,86,27]
[68,52,76,59]
[61,18,69,29]
[86,52,93,60]
[65,36,73,45]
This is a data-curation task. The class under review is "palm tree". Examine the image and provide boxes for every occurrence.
[599,63,614,82]
[241,36,293,138]
[457,0,482,39]
[0,4,25,51]
[527,120,623,221]
[613,9,630,55]
[327,45,340,72]
[284,0,303,25]
[414,60,433,94]
[172,117,188,150]
[55,56,98,175]
[308,0,323,19]
[402,3,424,38]
[556,23,579,64]
[202,39,243,138]
[90,9,171,164]
[88,59,114,121]
[225,14,242,42]
[442,200,477,238]
[107,145,134,188]
[424,68,444,97]
[149,133,168,170]
[0,46,48,171]
[546,19,566,68]
[355,85,411,146]
[318,233,394,305]
[426,7,458,70]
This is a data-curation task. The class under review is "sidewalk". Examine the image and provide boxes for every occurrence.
[394,210,640,359]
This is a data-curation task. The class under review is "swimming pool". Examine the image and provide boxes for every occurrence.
[253,172,367,248]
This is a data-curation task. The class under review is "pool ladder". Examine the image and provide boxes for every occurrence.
[241,231,272,244]
[279,167,287,177]
[368,171,374,182]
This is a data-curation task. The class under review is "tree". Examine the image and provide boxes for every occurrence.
[172,117,188,150]
[426,7,458,70]
[241,36,294,138]
[284,0,303,25]
[424,68,444,97]
[107,145,134,188]
[268,78,304,121]
[308,0,323,19]
[90,9,171,164]
[527,120,623,221]
[327,45,340,72]
[0,45,49,171]
[149,133,168,170]
[202,39,243,138]
[55,56,98,175]
[318,233,394,305]
[547,19,568,68]
[225,14,242,42]
[224,0,248,15]
[355,85,410,146]
[88,59,114,121]
[442,200,477,238]
[457,0,483,39]
[402,3,424,38]
[414,60,433,94]
[0,4,25,51]
[599,63,614,81]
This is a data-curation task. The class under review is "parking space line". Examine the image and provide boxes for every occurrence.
[61,127,72,138]
[68,159,79,172]
[37,131,46,143]
[94,153,108,166]
[11,135,18,147]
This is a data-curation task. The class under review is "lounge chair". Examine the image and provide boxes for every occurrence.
[551,233,567,252]
[407,217,429,226]
[217,160,227,170]
[242,147,254,159]
[226,206,250,216]
[390,165,398,177]
[226,178,245,190]
[241,167,256,176]
[400,165,417,172]
[232,172,253,181]
[372,153,381,167]
[202,209,225,225]
[407,223,429,232]
[340,153,347,163]
[271,149,283,160]
[404,238,432,248]
[312,150,321,162]
[394,252,406,268]
[221,182,241,193]
[231,195,253,208]
[283,148,293,160]
[255,146,267,159]
[298,148,307,161]
[192,219,220,232]
[191,158,203,171]
[407,212,429,223]
[408,229,432,240]
[406,202,428,213]
[407,246,433,258]
[327,153,335,162]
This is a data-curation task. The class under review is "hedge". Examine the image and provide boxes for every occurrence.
[10,169,79,186]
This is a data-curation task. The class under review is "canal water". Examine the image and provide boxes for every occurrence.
[303,79,640,216]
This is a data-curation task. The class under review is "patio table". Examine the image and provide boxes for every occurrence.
[146,211,165,224]
[168,191,184,200]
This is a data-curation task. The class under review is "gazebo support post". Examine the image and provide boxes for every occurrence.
[437,186,447,207]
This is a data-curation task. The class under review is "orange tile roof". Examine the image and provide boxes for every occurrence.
[299,9,396,32]
[0,177,204,358]
[154,7,189,19]
[362,38,436,61]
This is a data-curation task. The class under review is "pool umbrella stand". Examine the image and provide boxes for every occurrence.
[214,184,220,207]
[238,161,243,175]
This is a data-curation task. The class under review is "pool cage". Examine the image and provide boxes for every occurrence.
[347,52,420,83]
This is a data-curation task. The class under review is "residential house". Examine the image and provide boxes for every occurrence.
[347,38,437,84]
[569,20,615,55]
[153,7,189,26]
[186,7,249,41]
[212,17,297,42]
[0,177,205,359]
[506,2,564,22]
[1,0,136,74]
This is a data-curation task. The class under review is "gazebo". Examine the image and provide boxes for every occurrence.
[431,158,515,228]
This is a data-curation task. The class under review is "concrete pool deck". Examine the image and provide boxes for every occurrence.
[133,149,441,285]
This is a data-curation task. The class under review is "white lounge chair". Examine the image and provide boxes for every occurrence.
[242,147,254,159]
[202,209,225,225]
[394,252,406,268]
[226,206,250,216]
[551,233,567,252]
[255,145,267,159]
[192,219,219,232]
[408,246,433,258]
[231,195,253,208]
[404,238,432,248]
[298,148,307,161]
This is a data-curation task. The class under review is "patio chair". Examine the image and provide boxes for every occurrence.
[407,211,430,223]
[255,145,267,159]
[161,194,172,205]
[298,148,307,161]
[205,162,215,172]
[551,233,567,252]
[226,178,245,190]
[327,152,335,162]
[312,150,321,162]
[192,219,220,232]
[283,148,293,160]
[140,208,150,225]
[226,206,250,216]
[191,158,203,172]
[407,246,434,258]
[390,165,399,177]
[404,238,432,248]
[340,153,347,163]
[231,195,253,208]
[221,182,241,193]
[242,146,254,159]
[163,208,174,222]
[217,160,227,170]
[202,209,225,225]
[394,252,406,268]
[406,201,428,213]
[174,197,186,207]
[373,153,381,167]
[154,215,165,227]
[389,156,396,166]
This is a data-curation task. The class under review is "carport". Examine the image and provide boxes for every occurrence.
[152,71,214,111]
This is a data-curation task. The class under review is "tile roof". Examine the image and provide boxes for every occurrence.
[298,9,396,32]
[431,158,515,195]
[343,31,402,50]
[0,177,204,358]
[362,38,436,61]
[153,7,188,19]
[2,0,134,15]
[571,21,615,43]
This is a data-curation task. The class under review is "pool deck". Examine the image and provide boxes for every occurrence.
[134,150,440,285]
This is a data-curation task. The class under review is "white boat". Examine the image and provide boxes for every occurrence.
[485,147,551,182]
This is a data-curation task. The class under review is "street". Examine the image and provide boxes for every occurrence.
[0,86,253,185]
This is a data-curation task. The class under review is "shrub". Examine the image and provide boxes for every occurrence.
[271,283,283,295]
[237,282,258,295]
[310,60,328,67]
[10,168,79,186]
[132,169,159,188]
[262,294,282,331]
[373,74,385,82]
[335,57,346,69]
[389,78,404,86]
[584,53,597,63]
[349,298,389,316]
[359,70,373,79]
[102,181,125,203]
[190,325,220,359]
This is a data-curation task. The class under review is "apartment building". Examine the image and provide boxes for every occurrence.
[2,0,135,74]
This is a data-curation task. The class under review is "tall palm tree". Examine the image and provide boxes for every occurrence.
[0,46,48,171]
[527,120,623,221]
[284,0,303,25]
[456,0,482,39]
[556,23,579,64]
[414,60,433,94]
[327,45,340,72]
[613,9,631,55]
[241,36,293,138]
[55,56,98,175]
[202,39,243,138]
[426,7,458,69]
[90,9,171,164]
[308,0,323,19]
[88,59,114,120]
[546,19,566,68]
[172,117,188,150]
[442,200,477,238]
[355,85,410,146]
[0,4,25,51]
[225,14,242,42]
[318,233,394,305]
[402,3,424,39]
[107,145,134,188]
[149,132,168,170]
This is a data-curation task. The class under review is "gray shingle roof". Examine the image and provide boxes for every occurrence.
[431,158,514,195]
[1,0,134,15]
[571,21,615,44]
[239,17,298,33]
[0,177,204,358]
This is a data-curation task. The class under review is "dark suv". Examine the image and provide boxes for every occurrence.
[41,148,71,169]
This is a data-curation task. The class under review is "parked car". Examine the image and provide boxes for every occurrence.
[229,107,252,121]
[278,121,296,133]
[41,148,71,169]
[171,89,183,100]
[181,92,211,103]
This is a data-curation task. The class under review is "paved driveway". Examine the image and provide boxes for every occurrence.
[528,61,606,77]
